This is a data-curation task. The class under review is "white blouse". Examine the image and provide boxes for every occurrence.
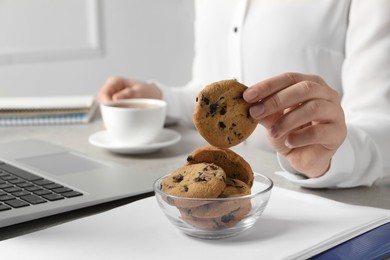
[159,0,390,188]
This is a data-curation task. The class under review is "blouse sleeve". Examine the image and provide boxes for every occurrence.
[152,80,203,126]
[278,0,390,188]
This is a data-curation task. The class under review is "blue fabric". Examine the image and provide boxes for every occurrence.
[311,222,390,260]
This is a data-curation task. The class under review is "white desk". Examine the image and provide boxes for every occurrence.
[0,114,389,241]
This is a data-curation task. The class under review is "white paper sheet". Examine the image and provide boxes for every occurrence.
[1,187,389,260]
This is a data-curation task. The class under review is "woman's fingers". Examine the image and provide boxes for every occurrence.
[246,72,347,177]
[112,87,134,100]
[247,78,339,121]
[244,72,328,103]
[269,99,340,138]
[285,123,345,150]
[99,77,127,102]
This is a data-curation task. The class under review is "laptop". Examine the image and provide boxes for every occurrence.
[0,139,162,228]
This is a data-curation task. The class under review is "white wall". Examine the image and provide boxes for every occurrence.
[0,0,194,97]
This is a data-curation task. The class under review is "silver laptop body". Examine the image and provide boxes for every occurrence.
[0,139,159,228]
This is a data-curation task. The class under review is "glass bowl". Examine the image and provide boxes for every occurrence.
[153,172,273,239]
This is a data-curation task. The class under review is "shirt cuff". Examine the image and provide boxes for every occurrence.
[276,137,355,188]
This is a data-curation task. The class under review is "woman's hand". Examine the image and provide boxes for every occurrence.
[98,76,162,103]
[243,73,347,178]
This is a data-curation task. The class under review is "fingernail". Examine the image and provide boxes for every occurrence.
[250,103,265,118]
[243,89,259,102]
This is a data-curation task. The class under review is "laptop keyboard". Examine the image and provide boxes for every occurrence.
[0,162,83,211]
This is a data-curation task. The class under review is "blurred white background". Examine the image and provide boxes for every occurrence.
[0,0,194,96]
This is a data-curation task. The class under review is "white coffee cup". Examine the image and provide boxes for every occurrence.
[100,98,167,145]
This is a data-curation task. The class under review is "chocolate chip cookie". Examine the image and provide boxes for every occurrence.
[219,178,251,198]
[180,202,252,230]
[186,145,254,187]
[161,163,226,199]
[193,79,257,148]
[178,177,251,219]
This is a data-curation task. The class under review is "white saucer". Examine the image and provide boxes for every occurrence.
[88,129,181,154]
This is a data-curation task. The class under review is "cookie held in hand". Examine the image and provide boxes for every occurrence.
[193,79,257,148]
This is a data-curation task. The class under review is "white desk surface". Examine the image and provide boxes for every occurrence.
[1,187,389,260]
[0,113,389,242]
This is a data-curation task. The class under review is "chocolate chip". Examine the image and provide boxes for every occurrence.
[227,137,232,144]
[229,179,244,188]
[220,106,227,115]
[194,176,207,182]
[201,94,210,105]
[234,131,243,139]
[183,185,189,192]
[221,213,235,223]
[219,121,226,129]
[186,155,194,162]
[173,174,183,182]
[209,103,218,114]
[229,123,237,130]
[209,165,219,170]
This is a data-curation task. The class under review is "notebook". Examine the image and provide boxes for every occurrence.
[0,139,161,227]
[0,95,97,126]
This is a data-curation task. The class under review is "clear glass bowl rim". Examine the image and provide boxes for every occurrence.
[153,172,273,202]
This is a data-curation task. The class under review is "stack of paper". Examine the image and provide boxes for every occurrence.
[0,95,97,126]
[1,187,389,259]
